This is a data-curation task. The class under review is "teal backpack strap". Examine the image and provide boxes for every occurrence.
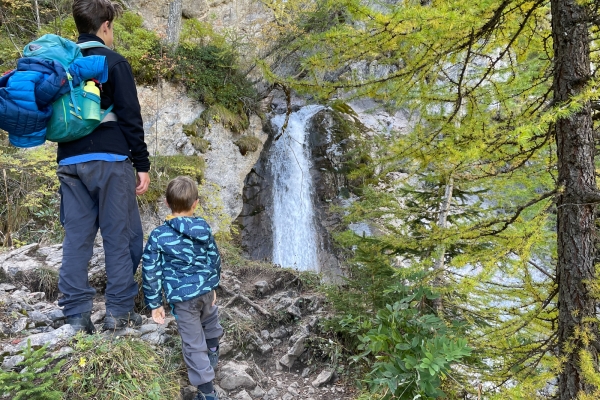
[77,41,112,50]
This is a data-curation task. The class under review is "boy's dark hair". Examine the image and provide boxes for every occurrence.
[72,0,123,34]
[166,176,199,213]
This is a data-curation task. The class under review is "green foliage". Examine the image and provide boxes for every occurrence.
[234,135,262,155]
[357,283,471,399]
[60,334,180,400]
[0,341,65,400]
[173,44,257,131]
[0,141,61,246]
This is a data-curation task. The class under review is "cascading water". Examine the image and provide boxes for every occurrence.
[270,105,324,271]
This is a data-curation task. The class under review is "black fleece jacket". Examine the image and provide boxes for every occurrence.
[56,34,150,172]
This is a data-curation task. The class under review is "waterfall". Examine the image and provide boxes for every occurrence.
[270,105,324,271]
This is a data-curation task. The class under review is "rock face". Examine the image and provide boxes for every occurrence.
[137,81,268,223]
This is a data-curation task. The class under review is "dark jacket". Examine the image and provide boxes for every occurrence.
[142,216,221,309]
[57,34,150,172]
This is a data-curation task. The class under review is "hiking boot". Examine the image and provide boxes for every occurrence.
[102,310,143,330]
[208,347,219,369]
[65,311,96,334]
[194,391,219,400]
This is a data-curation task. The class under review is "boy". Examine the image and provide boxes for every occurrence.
[142,176,222,400]
[59,0,150,333]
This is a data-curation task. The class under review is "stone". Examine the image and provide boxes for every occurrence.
[140,331,166,345]
[234,389,253,400]
[11,317,28,334]
[15,324,76,352]
[312,369,334,387]
[45,309,65,322]
[270,326,289,339]
[286,305,302,319]
[260,330,270,340]
[258,344,272,354]
[52,346,74,358]
[301,367,311,378]
[278,353,295,368]
[251,386,266,397]
[105,328,141,338]
[91,310,106,324]
[182,385,198,400]
[282,394,294,400]
[28,310,52,327]
[287,385,299,396]
[288,335,307,357]
[0,283,16,292]
[220,341,234,356]
[27,292,46,301]
[218,361,257,390]
[266,387,278,397]
[1,355,24,370]
[254,281,270,296]
[139,323,160,334]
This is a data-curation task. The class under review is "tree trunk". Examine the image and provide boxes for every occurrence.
[166,0,183,49]
[551,1,599,398]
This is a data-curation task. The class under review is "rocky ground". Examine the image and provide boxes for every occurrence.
[0,243,357,400]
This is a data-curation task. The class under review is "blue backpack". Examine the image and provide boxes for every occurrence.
[0,34,111,148]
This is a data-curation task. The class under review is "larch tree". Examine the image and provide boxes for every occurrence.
[259,0,600,398]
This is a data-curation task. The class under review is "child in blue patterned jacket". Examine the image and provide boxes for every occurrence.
[142,176,222,400]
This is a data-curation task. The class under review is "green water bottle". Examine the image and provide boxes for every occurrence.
[82,81,101,121]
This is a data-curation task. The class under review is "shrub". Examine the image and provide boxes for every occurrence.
[0,341,65,400]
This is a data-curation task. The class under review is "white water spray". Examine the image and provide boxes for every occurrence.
[270,105,324,271]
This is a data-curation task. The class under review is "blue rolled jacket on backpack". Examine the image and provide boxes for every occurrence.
[142,216,221,311]
[0,37,108,147]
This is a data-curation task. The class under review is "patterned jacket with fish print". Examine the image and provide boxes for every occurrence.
[142,216,221,310]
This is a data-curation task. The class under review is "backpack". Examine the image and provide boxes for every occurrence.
[0,34,111,148]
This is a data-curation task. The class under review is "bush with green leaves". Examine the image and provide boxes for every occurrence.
[356,293,471,399]
[0,341,65,400]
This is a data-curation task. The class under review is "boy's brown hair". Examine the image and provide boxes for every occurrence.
[166,176,199,213]
[72,0,122,34]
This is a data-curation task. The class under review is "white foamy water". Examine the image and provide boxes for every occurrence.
[270,105,324,271]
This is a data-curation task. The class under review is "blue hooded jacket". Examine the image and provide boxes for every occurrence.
[0,34,108,146]
[142,216,221,309]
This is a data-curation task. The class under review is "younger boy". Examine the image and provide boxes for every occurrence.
[142,176,222,400]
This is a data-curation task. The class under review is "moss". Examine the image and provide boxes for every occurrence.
[234,135,262,156]
[190,137,211,153]
[201,104,249,133]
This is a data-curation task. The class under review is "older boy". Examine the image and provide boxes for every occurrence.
[142,176,222,400]
[59,0,150,333]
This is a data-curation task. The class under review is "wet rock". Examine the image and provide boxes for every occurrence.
[312,369,334,387]
[1,354,24,370]
[218,361,257,390]
[15,324,76,352]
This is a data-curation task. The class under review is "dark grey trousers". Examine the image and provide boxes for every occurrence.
[57,160,142,316]
[173,290,223,386]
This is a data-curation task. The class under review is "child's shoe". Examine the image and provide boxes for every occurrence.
[208,347,219,369]
[194,390,219,400]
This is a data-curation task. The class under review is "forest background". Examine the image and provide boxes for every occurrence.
[2,0,600,399]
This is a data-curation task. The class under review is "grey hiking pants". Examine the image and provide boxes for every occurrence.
[57,160,142,316]
[173,290,223,386]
